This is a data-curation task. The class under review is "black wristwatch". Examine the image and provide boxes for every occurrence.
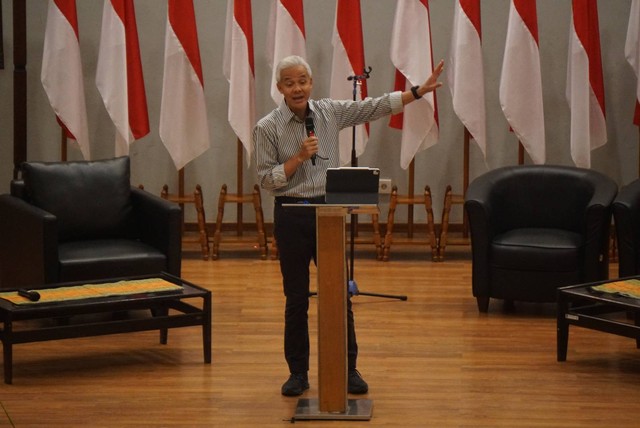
[410,85,422,100]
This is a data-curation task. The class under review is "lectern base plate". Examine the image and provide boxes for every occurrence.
[293,398,373,421]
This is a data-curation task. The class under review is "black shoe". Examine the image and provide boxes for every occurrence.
[348,369,368,394]
[281,373,309,397]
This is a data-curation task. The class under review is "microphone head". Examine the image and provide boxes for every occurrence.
[305,117,314,131]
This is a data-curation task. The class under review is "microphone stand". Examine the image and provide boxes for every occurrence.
[346,67,407,301]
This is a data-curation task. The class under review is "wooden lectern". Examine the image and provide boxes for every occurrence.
[292,205,374,421]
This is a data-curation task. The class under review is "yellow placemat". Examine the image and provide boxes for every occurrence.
[590,279,640,299]
[0,278,183,306]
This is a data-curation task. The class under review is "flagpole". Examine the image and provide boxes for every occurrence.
[236,138,244,235]
[439,125,471,260]
[463,127,470,237]
[0,1,4,71]
[463,128,470,191]
[13,0,27,180]
[60,129,67,161]
[518,141,524,165]
[407,160,415,238]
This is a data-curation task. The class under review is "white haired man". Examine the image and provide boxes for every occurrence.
[253,55,444,397]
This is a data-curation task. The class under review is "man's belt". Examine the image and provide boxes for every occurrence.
[275,196,326,205]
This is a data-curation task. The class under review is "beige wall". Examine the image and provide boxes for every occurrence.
[0,0,637,223]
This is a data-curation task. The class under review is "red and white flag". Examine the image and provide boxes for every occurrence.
[390,0,439,170]
[41,0,90,159]
[446,0,486,159]
[223,0,255,164]
[159,0,210,170]
[625,0,640,126]
[96,0,149,157]
[330,0,368,166]
[566,0,606,168]
[266,0,306,106]
[499,0,545,164]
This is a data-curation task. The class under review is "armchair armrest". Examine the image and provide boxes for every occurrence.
[582,178,617,282]
[464,183,495,299]
[613,179,640,277]
[130,187,182,277]
[0,194,59,288]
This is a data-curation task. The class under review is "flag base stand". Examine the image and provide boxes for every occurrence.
[293,398,373,421]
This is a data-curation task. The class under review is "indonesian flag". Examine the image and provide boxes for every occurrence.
[625,0,640,126]
[96,0,150,157]
[223,0,255,164]
[266,0,306,106]
[41,0,90,160]
[389,0,439,170]
[566,0,606,168]
[499,0,545,164]
[330,0,368,166]
[446,0,486,159]
[159,0,210,170]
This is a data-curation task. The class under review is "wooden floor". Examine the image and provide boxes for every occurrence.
[1,242,640,427]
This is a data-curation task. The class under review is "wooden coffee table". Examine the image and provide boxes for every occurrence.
[0,273,211,384]
[557,278,640,362]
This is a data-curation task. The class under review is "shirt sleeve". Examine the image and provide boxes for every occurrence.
[331,91,404,130]
[389,91,403,114]
[253,121,289,191]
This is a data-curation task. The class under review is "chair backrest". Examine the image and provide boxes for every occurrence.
[470,165,615,234]
[18,156,135,242]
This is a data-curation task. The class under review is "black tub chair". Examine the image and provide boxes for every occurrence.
[0,156,182,289]
[464,165,617,312]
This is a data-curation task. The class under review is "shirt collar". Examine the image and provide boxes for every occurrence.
[278,100,316,123]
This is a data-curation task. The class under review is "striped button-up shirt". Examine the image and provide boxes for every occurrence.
[253,92,403,198]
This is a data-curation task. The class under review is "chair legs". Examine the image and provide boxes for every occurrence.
[382,185,438,261]
[439,185,470,261]
[161,184,210,260]
[211,183,268,260]
[476,297,489,313]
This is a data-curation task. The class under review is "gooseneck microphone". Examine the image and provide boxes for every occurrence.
[304,117,317,166]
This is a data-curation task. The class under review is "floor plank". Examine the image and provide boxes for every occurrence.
[1,246,639,427]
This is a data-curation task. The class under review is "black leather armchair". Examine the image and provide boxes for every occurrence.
[464,165,617,312]
[613,178,640,278]
[0,157,182,289]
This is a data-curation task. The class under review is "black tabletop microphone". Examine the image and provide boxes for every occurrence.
[18,288,41,302]
[304,117,317,166]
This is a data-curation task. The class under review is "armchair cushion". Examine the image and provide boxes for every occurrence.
[58,239,167,281]
[491,228,583,272]
[21,156,134,242]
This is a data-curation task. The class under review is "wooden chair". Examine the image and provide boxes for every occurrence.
[211,183,268,260]
[161,184,209,260]
[345,212,384,260]
[381,185,438,261]
[438,185,470,261]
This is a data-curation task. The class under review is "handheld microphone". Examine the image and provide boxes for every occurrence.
[304,117,317,166]
[18,288,41,302]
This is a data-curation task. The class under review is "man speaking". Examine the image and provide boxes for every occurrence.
[253,55,444,397]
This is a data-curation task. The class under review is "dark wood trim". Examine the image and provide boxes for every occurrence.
[13,0,27,179]
[0,1,5,70]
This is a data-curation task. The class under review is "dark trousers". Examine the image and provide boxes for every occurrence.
[274,201,358,374]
